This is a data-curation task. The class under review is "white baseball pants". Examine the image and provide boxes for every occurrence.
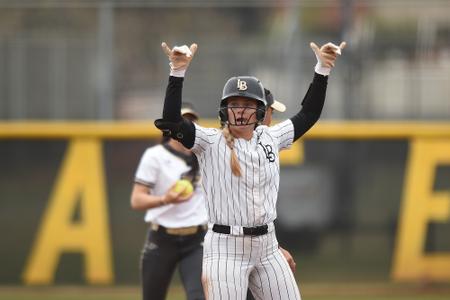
[202,229,301,300]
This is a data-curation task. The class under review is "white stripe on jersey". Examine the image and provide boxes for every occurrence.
[192,120,294,227]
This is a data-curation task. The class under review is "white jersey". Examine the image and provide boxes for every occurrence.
[192,119,294,227]
[134,144,208,228]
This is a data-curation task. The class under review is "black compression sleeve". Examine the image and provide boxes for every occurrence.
[160,76,195,148]
[290,73,328,141]
[163,76,184,122]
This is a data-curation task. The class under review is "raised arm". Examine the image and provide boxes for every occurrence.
[154,42,198,148]
[290,42,346,141]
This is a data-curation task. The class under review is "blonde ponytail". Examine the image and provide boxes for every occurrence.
[222,125,242,177]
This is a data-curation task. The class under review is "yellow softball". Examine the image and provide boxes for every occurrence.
[172,179,194,198]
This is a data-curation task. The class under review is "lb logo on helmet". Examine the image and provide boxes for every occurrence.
[237,79,248,91]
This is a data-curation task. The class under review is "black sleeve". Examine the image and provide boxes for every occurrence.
[290,73,328,141]
[154,76,196,149]
[162,76,183,122]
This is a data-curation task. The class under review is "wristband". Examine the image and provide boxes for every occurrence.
[170,66,186,77]
[314,62,331,76]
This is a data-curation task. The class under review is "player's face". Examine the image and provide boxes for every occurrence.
[226,97,258,127]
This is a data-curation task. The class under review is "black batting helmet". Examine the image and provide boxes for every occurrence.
[219,76,267,124]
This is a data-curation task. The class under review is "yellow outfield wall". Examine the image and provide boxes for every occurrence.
[0,120,449,284]
[1,120,450,139]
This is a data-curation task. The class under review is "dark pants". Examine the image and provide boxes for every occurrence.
[141,227,206,300]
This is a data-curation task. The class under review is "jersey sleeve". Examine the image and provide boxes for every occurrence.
[268,119,295,151]
[191,123,218,154]
[134,148,160,188]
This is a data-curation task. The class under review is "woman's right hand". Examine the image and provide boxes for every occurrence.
[161,42,198,72]
[162,182,193,204]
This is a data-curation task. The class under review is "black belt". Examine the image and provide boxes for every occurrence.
[150,223,207,236]
[212,224,268,236]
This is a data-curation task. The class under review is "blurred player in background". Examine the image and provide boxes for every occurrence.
[263,88,286,125]
[156,40,344,299]
[131,103,207,300]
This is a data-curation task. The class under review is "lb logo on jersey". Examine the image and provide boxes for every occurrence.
[237,79,248,91]
[259,142,275,162]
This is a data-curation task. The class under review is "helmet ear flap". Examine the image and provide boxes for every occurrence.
[256,104,266,122]
[219,107,228,123]
[218,101,228,123]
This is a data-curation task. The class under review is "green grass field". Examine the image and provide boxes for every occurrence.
[1,283,450,300]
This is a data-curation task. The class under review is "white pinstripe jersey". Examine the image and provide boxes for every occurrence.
[192,119,294,227]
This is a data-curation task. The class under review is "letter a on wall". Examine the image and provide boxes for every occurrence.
[22,138,113,284]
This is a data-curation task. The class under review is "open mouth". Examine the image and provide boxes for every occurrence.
[224,106,258,126]
[236,117,247,124]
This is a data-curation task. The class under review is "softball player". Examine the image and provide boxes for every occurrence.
[131,103,207,300]
[156,41,344,300]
